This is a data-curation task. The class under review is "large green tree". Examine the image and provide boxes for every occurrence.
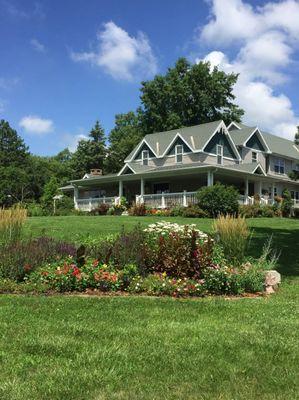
[105,112,142,173]
[0,120,32,205]
[138,58,244,134]
[71,121,106,178]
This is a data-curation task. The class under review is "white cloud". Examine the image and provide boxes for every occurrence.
[70,21,158,81]
[0,77,19,90]
[199,0,299,140]
[61,133,88,152]
[30,38,45,53]
[19,115,54,135]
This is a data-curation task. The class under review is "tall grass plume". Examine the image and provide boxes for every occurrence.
[0,206,27,245]
[213,215,250,265]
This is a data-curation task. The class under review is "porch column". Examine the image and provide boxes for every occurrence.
[207,171,214,187]
[118,180,123,198]
[271,183,275,203]
[258,181,262,197]
[244,178,249,205]
[73,185,79,210]
[140,178,145,202]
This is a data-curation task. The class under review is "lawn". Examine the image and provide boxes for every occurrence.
[1,216,298,400]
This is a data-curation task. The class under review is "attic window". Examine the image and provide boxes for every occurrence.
[216,144,223,165]
[274,158,285,174]
[175,145,183,163]
[252,152,258,163]
[142,150,149,166]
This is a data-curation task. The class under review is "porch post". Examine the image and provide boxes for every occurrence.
[244,178,249,205]
[258,181,262,197]
[118,180,123,198]
[207,171,214,187]
[140,178,145,202]
[73,185,79,210]
[161,192,166,209]
[183,190,187,207]
[271,183,275,203]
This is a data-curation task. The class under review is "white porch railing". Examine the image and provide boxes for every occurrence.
[136,191,198,209]
[294,199,299,208]
[76,196,118,211]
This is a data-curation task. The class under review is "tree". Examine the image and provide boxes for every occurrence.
[71,121,106,178]
[105,112,142,173]
[138,58,244,134]
[0,120,32,206]
[295,126,299,146]
[41,176,59,210]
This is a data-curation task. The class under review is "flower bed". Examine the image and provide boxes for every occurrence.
[2,219,277,297]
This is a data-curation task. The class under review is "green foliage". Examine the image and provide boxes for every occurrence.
[41,176,59,211]
[239,204,279,218]
[281,189,293,217]
[181,205,208,218]
[197,183,239,217]
[294,127,299,146]
[138,58,244,134]
[71,121,106,178]
[105,112,142,173]
[128,203,147,216]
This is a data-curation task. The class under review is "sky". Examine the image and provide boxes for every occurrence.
[1,0,299,156]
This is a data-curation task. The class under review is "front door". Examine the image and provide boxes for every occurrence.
[153,183,170,194]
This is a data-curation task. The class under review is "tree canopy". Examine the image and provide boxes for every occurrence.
[138,58,244,134]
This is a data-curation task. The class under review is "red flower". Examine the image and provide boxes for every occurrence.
[93,260,99,267]
[41,271,49,276]
[72,267,81,276]
[23,264,32,272]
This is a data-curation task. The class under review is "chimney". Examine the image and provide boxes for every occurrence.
[90,169,102,176]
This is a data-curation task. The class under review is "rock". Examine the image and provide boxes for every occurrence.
[265,270,281,287]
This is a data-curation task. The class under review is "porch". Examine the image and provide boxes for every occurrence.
[71,167,295,211]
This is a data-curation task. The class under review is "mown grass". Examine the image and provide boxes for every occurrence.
[0,285,298,400]
[1,216,298,399]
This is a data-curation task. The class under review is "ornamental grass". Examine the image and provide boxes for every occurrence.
[213,215,250,265]
[0,206,27,245]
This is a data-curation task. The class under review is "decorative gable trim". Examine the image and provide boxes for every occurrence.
[161,132,193,157]
[201,121,241,161]
[244,128,271,153]
[126,138,157,162]
[118,164,136,176]
[253,163,267,176]
[227,122,241,131]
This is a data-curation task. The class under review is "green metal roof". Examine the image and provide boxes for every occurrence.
[125,120,223,161]
[230,122,299,160]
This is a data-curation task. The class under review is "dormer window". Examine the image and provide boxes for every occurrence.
[175,145,183,163]
[252,152,258,163]
[274,158,285,174]
[216,144,223,165]
[142,150,149,166]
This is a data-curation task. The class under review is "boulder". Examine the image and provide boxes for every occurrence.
[265,270,281,293]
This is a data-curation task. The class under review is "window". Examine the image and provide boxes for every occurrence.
[252,151,258,163]
[175,145,183,163]
[274,158,285,174]
[216,144,223,165]
[141,150,149,166]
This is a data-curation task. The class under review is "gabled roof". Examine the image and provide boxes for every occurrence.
[118,162,155,176]
[223,162,267,176]
[125,120,224,161]
[230,122,299,160]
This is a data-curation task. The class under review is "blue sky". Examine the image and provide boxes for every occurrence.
[1,0,299,156]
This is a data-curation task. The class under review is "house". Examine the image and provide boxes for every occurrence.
[63,120,299,211]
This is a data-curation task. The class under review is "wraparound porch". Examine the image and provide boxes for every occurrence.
[69,166,299,211]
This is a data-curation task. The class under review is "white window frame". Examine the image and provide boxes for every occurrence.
[216,144,223,165]
[274,158,285,175]
[252,151,258,163]
[175,144,183,163]
[141,150,149,166]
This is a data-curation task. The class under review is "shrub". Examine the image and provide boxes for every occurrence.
[197,183,239,217]
[169,205,185,217]
[239,204,275,218]
[182,205,208,218]
[0,206,27,245]
[281,189,293,217]
[90,203,110,216]
[128,203,147,216]
[0,237,76,281]
[26,202,46,217]
[213,215,250,265]
[293,208,299,218]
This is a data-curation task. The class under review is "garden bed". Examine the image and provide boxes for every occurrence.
[0,208,280,297]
